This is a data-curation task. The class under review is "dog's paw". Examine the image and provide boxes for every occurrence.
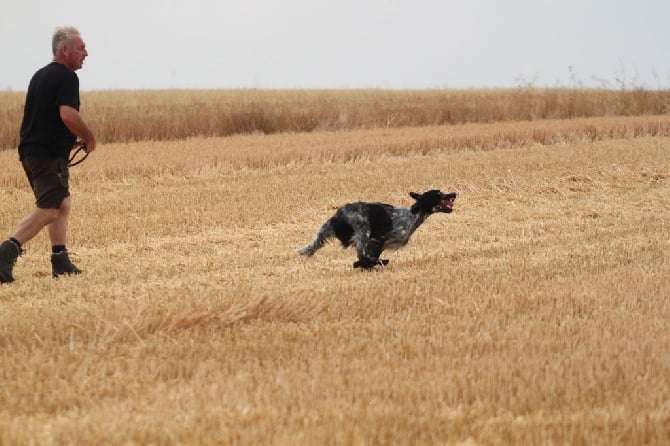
[353,258,387,269]
[353,260,373,269]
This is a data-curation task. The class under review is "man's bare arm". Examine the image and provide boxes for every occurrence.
[60,105,96,152]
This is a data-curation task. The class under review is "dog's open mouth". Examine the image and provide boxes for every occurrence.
[437,197,455,213]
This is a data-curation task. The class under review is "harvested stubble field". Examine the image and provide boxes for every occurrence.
[1,111,669,444]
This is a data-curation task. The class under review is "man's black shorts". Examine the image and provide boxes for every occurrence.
[21,156,70,209]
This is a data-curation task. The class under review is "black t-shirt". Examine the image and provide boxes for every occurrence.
[18,62,80,160]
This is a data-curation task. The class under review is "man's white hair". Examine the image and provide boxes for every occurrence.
[52,26,80,55]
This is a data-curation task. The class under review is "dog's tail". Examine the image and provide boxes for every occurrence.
[297,218,335,256]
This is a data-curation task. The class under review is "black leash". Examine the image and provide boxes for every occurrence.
[68,140,89,167]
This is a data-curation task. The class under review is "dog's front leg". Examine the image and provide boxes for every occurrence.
[366,239,389,266]
[353,239,387,269]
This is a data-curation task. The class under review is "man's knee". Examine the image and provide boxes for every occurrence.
[59,196,72,214]
[37,207,62,223]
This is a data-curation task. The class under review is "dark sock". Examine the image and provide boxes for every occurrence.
[9,237,22,249]
[52,245,66,254]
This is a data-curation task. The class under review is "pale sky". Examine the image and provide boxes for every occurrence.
[2,0,669,91]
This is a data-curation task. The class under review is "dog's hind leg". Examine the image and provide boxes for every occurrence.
[297,219,335,256]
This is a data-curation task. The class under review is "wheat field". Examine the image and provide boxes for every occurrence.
[2,88,669,148]
[0,114,669,444]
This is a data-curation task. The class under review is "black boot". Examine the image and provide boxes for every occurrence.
[51,251,83,278]
[0,239,22,284]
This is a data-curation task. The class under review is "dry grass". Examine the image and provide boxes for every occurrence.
[0,118,669,444]
[2,88,669,148]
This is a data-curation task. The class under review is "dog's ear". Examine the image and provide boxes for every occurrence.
[409,192,421,200]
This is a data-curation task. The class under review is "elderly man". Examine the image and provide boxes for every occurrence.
[0,26,96,283]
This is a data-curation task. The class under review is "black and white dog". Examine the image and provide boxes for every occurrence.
[297,189,456,268]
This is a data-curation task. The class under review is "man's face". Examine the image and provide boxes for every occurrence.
[63,35,88,71]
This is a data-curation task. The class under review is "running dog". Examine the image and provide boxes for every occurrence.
[297,189,456,268]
